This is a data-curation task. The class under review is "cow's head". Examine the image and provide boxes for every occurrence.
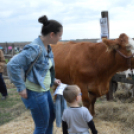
[102,33,134,70]
[103,33,134,53]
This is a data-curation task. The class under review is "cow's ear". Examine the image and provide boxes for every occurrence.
[118,33,134,51]
[102,38,119,51]
[118,33,128,46]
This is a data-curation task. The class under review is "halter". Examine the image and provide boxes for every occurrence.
[115,49,134,76]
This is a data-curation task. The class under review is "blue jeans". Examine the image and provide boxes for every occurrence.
[21,89,55,134]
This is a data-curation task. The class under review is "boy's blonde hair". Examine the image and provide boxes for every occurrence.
[63,85,79,103]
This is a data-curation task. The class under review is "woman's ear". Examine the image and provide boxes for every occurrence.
[50,32,55,39]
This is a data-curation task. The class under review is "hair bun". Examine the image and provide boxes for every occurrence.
[38,15,49,26]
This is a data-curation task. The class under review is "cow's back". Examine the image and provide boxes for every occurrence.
[51,41,107,87]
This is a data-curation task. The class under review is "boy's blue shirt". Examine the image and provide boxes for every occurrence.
[7,36,55,92]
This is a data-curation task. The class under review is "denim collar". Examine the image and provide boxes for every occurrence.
[37,36,52,57]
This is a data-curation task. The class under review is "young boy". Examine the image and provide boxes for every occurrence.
[62,85,98,134]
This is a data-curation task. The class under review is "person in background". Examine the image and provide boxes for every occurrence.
[62,85,98,134]
[7,15,63,134]
[0,47,8,100]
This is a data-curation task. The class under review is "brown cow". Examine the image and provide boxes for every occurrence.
[51,33,134,115]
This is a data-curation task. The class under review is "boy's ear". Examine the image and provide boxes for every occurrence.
[75,96,78,101]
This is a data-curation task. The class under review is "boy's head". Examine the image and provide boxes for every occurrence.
[63,85,82,103]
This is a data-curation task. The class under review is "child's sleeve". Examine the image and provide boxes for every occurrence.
[62,110,68,134]
[84,108,98,134]
[85,108,93,122]
[87,120,98,134]
[62,120,68,134]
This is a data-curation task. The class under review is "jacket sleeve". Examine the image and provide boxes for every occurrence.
[0,50,6,72]
[7,45,39,92]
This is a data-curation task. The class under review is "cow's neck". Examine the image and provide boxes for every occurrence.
[99,50,129,79]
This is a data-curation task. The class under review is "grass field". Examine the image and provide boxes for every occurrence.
[0,88,54,126]
[0,89,26,126]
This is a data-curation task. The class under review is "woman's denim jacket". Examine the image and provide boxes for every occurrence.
[7,37,55,92]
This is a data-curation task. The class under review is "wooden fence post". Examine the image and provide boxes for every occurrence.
[101,11,109,39]
[12,43,14,57]
[101,11,114,100]
[106,81,118,101]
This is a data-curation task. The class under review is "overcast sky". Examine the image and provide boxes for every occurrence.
[0,0,134,42]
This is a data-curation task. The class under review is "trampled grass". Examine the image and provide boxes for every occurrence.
[1,89,134,134]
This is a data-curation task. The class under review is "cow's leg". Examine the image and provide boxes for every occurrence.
[75,83,96,116]
[88,93,96,116]
[82,98,90,110]
[76,83,90,111]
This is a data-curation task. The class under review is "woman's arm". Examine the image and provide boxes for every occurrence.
[7,45,40,93]
[54,78,61,85]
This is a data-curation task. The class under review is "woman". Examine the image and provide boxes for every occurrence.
[7,15,63,134]
[0,48,8,100]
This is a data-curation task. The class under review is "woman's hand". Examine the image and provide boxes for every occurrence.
[54,79,61,86]
[19,89,28,99]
